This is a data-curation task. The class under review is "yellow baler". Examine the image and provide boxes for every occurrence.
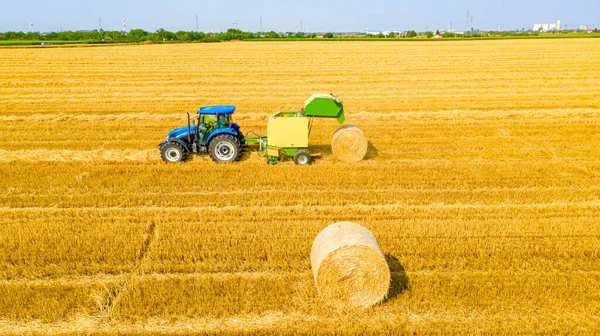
[248,94,345,165]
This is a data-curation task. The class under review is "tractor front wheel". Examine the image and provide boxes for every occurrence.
[293,151,311,165]
[208,134,241,163]
[160,142,187,163]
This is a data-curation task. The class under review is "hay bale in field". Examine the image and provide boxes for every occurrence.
[310,222,390,309]
[331,125,368,162]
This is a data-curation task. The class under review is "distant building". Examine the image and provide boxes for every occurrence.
[533,20,561,31]
[366,29,402,36]
[579,25,589,30]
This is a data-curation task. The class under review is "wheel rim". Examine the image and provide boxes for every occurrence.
[298,155,309,165]
[215,141,236,161]
[165,148,181,162]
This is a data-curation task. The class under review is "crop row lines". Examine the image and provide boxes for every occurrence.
[4,268,600,287]
[3,199,600,211]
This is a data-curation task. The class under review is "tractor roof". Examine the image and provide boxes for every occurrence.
[197,105,236,115]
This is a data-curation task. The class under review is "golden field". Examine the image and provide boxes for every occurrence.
[0,39,599,334]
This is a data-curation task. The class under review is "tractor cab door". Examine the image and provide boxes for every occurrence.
[204,115,217,130]
[198,115,217,144]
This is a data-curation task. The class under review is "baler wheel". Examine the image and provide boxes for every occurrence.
[293,151,312,165]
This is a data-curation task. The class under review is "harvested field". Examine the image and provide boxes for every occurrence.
[0,39,599,334]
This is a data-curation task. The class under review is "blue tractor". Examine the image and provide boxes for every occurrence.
[159,105,244,163]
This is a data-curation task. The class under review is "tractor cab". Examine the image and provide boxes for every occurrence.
[159,105,243,163]
[196,105,238,143]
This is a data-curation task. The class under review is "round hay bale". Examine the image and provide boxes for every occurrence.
[310,222,390,309]
[331,125,368,162]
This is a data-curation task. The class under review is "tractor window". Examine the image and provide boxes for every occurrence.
[203,115,217,128]
[218,114,230,127]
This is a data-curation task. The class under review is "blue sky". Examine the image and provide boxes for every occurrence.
[1,0,598,32]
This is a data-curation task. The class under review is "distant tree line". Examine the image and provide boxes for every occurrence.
[0,28,320,43]
[0,29,258,43]
[1,27,598,44]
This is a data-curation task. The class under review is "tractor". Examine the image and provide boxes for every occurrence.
[159,94,346,165]
[159,105,244,163]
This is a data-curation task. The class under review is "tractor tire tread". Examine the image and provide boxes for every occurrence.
[208,134,242,163]
[160,142,187,163]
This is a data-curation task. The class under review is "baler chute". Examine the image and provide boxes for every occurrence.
[304,94,345,124]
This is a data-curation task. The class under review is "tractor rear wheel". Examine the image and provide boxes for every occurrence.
[160,142,186,163]
[293,150,311,165]
[208,134,241,163]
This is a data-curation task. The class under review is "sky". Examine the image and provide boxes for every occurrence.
[0,0,598,33]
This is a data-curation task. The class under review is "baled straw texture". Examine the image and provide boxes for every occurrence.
[331,125,368,162]
[310,222,390,309]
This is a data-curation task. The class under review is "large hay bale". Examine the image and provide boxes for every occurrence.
[331,125,368,162]
[310,222,390,309]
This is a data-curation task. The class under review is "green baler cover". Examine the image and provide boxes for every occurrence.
[304,94,345,124]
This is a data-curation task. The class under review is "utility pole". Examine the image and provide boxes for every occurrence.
[231,21,239,30]
[29,19,33,33]
[301,20,303,33]
[196,14,199,32]
[466,10,469,31]
[122,15,127,34]
[99,17,102,32]
[260,16,262,32]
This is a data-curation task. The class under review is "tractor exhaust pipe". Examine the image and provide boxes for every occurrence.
[195,115,200,149]
[187,112,192,145]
